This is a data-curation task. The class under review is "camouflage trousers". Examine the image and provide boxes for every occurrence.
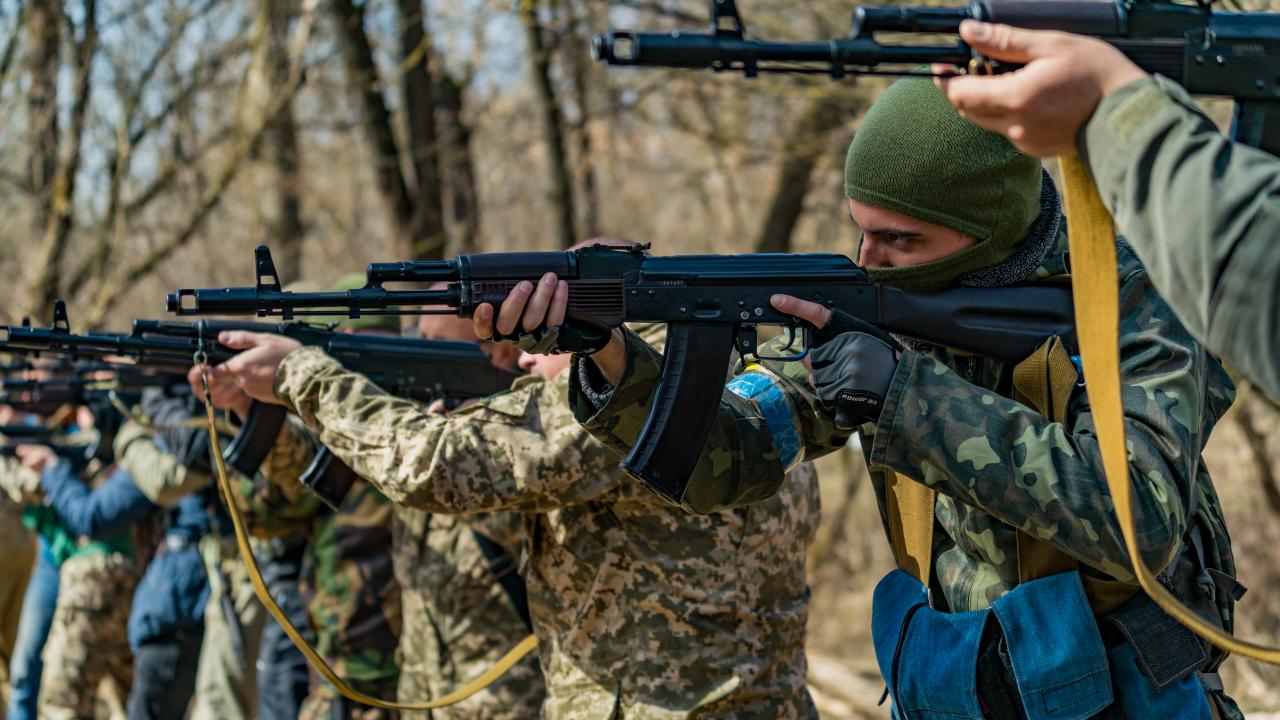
[190,536,266,720]
[38,552,138,720]
[397,644,545,720]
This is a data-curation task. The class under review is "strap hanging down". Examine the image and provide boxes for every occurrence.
[199,385,538,710]
[1058,152,1280,664]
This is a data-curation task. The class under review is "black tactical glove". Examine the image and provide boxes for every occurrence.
[811,310,900,430]
[492,322,612,355]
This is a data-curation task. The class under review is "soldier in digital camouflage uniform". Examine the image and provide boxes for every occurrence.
[202,311,820,718]
[220,308,544,720]
[556,79,1242,718]
[257,416,544,720]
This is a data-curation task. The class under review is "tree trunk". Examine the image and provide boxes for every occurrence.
[330,0,417,256]
[436,73,481,254]
[519,0,577,248]
[26,0,60,214]
[397,0,447,260]
[265,0,304,282]
[755,91,863,254]
[566,4,600,237]
[25,0,97,319]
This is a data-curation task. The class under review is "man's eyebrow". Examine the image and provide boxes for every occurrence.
[862,226,922,238]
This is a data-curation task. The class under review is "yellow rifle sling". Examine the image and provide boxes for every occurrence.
[201,399,539,709]
[885,472,936,584]
[1059,152,1280,664]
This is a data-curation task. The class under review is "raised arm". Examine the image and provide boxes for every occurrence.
[274,347,620,514]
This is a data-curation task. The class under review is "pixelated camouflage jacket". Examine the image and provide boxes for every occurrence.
[237,416,401,699]
[273,339,821,720]
[571,233,1236,621]
[261,417,545,719]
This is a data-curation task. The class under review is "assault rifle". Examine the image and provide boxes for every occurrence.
[0,442,96,474]
[137,318,523,507]
[0,425,56,440]
[167,243,1075,501]
[593,0,1280,155]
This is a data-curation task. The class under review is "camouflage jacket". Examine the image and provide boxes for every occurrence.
[572,233,1235,617]
[239,417,401,701]
[115,420,214,507]
[261,418,544,719]
[1083,75,1280,399]
[274,347,820,719]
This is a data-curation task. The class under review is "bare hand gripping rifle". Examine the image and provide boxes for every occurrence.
[593,0,1280,155]
[137,318,521,508]
[167,243,1075,502]
[2,301,520,505]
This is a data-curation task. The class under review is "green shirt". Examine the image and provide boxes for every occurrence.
[1081,76,1280,398]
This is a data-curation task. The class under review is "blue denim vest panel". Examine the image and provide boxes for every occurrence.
[872,569,1115,720]
[1107,643,1212,719]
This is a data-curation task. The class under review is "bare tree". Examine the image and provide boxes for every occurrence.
[24,0,98,318]
[519,0,577,247]
[398,0,448,260]
[756,90,864,254]
[257,0,307,282]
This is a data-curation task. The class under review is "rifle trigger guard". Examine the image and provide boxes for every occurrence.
[754,326,811,363]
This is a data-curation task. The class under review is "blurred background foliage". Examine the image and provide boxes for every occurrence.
[0,0,1277,715]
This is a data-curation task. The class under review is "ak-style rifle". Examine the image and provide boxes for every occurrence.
[167,243,1075,502]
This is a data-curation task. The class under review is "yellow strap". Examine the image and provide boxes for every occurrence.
[201,400,539,709]
[1059,152,1280,664]
[885,472,936,584]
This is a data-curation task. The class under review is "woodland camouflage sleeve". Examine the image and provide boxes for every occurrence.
[1083,76,1280,398]
[570,326,851,513]
[114,421,211,507]
[275,346,620,514]
[870,254,1233,581]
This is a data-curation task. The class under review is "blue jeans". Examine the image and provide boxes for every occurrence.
[8,538,60,720]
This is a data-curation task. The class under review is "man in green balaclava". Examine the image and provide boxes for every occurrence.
[478,76,1243,717]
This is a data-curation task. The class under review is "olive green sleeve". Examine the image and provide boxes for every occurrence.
[114,421,211,507]
[1081,76,1280,398]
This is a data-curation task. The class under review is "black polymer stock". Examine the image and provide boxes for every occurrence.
[137,318,522,509]
[593,0,1280,156]
[167,243,1075,503]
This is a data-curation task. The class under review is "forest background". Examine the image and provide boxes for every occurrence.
[0,0,1278,715]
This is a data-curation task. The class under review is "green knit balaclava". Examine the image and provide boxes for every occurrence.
[844,78,1043,292]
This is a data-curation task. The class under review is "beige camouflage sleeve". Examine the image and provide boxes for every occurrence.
[275,346,620,514]
[0,454,41,505]
[258,415,324,505]
[114,421,212,507]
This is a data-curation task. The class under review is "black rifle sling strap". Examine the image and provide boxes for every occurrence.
[473,530,534,632]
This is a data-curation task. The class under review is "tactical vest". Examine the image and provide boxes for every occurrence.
[875,334,1242,720]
